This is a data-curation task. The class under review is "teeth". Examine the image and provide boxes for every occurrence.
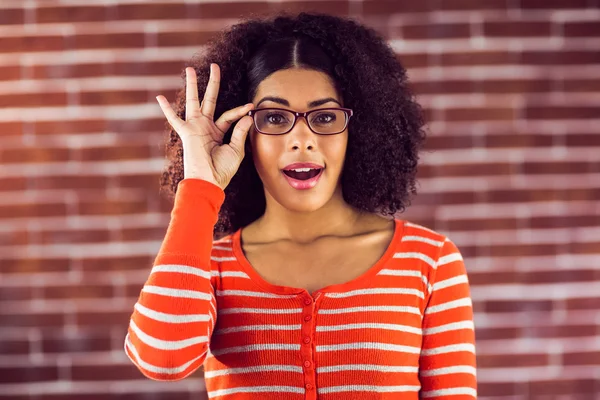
[291,168,313,172]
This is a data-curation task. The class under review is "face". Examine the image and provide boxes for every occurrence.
[248,68,349,213]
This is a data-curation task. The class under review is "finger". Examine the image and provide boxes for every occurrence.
[228,115,253,158]
[214,103,254,134]
[201,63,220,120]
[156,95,184,133]
[185,67,200,121]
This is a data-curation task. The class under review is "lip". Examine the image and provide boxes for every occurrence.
[282,162,324,170]
[281,168,324,190]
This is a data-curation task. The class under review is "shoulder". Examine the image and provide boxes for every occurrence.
[397,219,448,249]
[396,219,463,265]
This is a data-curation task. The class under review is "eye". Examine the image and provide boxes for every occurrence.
[311,112,337,125]
[264,112,290,125]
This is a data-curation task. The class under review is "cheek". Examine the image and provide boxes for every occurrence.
[251,135,282,174]
[323,135,348,169]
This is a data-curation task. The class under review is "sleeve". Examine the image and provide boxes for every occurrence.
[123,178,226,381]
[418,237,478,399]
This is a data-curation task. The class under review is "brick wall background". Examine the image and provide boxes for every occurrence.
[1,1,599,399]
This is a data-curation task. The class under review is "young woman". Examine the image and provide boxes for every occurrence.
[124,11,477,400]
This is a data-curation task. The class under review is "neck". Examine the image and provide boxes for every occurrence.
[251,184,366,245]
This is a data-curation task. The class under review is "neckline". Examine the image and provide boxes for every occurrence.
[231,218,405,297]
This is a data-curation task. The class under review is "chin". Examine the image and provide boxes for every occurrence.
[262,170,338,213]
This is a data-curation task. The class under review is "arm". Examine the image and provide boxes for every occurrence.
[124,178,225,381]
[419,238,477,399]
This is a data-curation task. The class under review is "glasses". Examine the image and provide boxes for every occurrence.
[247,107,353,135]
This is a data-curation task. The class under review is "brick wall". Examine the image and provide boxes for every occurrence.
[1,1,599,399]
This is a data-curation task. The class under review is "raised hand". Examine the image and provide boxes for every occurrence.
[156,63,255,190]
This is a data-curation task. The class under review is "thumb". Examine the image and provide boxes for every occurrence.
[229,116,253,158]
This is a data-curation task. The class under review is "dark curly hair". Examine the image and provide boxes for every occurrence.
[159,11,427,240]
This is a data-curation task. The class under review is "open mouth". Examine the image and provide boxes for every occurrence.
[282,168,323,181]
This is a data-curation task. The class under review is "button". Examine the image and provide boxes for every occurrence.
[303,336,311,344]
[304,360,311,368]
[304,315,312,321]
[304,298,312,305]
[306,383,313,390]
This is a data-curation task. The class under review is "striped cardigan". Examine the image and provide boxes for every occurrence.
[124,178,477,399]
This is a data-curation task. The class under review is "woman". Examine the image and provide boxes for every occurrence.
[124,11,477,400]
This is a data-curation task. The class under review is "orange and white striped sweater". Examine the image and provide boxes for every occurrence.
[124,178,477,399]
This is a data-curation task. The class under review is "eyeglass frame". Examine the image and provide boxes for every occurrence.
[246,107,354,135]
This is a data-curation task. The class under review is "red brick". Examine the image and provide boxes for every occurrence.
[483,21,552,37]
[67,33,145,50]
[529,214,600,229]
[271,1,351,16]
[563,21,600,37]
[77,198,148,215]
[0,202,67,219]
[564,133,600,147]
[36,6,108,23]
[113,60,186,76]
[121,226,166,241]
[0,228,29,246]
[439,0,509,10]
[115,173,161,190]
[519,0,590,8]
[114,3,188,20]
[0,286,34,301]
[0,8,25,25]
[156,31,220,47]
[439,50,517,66]
[0,366,59,383]
[527,378,597,396]
[484,133,554,148]
[563,351,600,365]
[75,311,131,328]
[485,300,554,313]
[400,23,471,39]
[565,297,600,310]
[41,331,112,353]
[363,0,437,14]
[79,90,148,106]
[422,135,475,150]
[42,284,114,300]
[0,177,28,191]
[0,339,29,355]
[478,382,527,397]
[2,312,65,328]
[0,88,66,109]
[525,106,600,120]
[75,145,153,162]
[34,119,106,135]
[474,326,519,340]
[0,65,21,81]
[38,228,111,245]
[70,364,151,381]
[444,107,516,121]
[79,255,153,271]
[521,50,600,65]
[446,217,519,232]
[478,353,549,368]
[0,35,64,53]
[0,147,70,163]
[0,258,70,274]
[30,175,108,191]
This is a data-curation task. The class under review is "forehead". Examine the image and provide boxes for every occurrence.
[253,68,340,105]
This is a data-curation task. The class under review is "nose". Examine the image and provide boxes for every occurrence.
[288,116,316,150]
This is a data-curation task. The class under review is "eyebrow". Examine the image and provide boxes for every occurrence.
[256,96,341,109]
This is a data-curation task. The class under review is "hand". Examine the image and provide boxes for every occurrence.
[156,63,255,190]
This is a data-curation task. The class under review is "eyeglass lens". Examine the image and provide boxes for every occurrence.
[254,109,348,135]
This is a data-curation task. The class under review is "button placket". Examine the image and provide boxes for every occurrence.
[300,294,317,399]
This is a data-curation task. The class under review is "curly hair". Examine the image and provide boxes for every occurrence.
[159,11,427,240]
